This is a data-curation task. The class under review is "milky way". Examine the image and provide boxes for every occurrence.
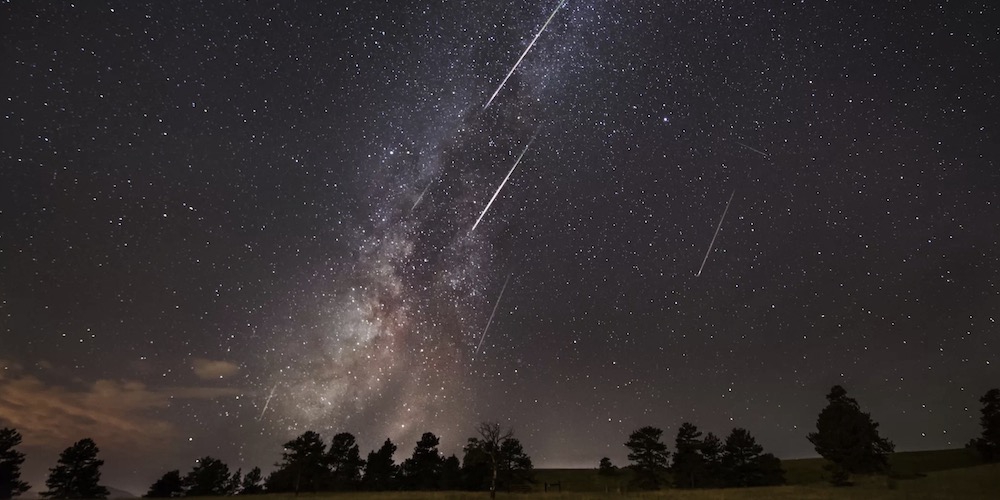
[266,4,563,445]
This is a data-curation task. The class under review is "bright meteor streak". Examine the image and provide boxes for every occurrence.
[257,383,278,421]
[470,131,539,233]
[483,0,568,110]
[475,273,512,355]
[411,180,433,212]
[695,189,736,277]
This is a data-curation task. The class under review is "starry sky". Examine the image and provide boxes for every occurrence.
[2,0,998,495]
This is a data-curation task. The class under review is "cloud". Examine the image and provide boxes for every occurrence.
[191,358,240,380]
[0,365,239,451]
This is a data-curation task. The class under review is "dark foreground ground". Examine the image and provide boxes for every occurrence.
[181,449,1000,499]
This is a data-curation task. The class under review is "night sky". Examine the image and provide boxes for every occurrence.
[2,0,998,495]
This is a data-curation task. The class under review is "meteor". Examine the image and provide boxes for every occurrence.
[470,131,539,233]
[475,273,512,355]
[735,141,770,158]
[411,180,433,212]
[257,383,278,420]
[695,189,736,277]
[483,0,569,110]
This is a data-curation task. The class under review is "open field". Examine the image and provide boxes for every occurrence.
[177,450,997,500]
[530,448,986,492]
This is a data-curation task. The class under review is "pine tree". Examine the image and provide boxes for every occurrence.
[144,470,183,498]
[239,467,264,495]
[362,439,397,490]
[273,431,328,494]
[0,428,30,499]
[597,457,617,476]
[700,432,724,487]
[672,422,706,488]
[807,385,894,485]
[973,388,1000,461]
[624,426,669,490]
[327,433,365,490]
[400,433,443,490]
[183,457,231,496]
[41,438,109,499]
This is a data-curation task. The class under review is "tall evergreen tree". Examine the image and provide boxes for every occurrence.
[624,426,669,490]
[700,432,724,488]
[183,457,232,496]
[672,422,706,488]
[225,469,242,496]
[721,428,764,487]
[597,457,617,476]
[0,428,30,499]
[144,470,183,498]
[327,433,365,490]
[439,455,462,491]
[807,385,894,485]
[40,438,109,499]
[362,439,397,490]
[718,428,785,487]
[400,432,443,490]
[239,467,264,495]
[973,388,1000,461]
[272,431,328,494]
[497,438,533,491]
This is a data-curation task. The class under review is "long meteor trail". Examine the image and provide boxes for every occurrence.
[735,141,770,158]
[470,132,539,233]
[695,189,736,277]
[257,383,278,420]
[411,180,433,212]
[483,0,568,110]
[475,273,512,355]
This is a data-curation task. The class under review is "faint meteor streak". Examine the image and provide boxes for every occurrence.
[695,189,736,277]
[483,0,569,110]
[475,273,512,355]
[470,131,539,233]
[257,383,278,420]
[411,180,433,212]
[735,141,770,158]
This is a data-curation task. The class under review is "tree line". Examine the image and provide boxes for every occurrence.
[1,386,997,498]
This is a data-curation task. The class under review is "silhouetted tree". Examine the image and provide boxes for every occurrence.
[144,470,183,498]
[439,455,462,490]
[720,428,785,487]
[756,453,786,486]
[362,439,398,490]
[40,438,109,499]
[807,385,894,485]
[973,388,1000,461]
[327,433,365,490]
[624,426,669,490]
[400,432,443,490]
[0,428,30,499]
[460,438,491,491]
[239,467,264,495]
[272,431,328,494]
[226,469,242,495]
[183,457,232,496]
[473,422,512,498]
[598,457,617,476]
[700,432,724,487]
[497,438,533,491]
[672,422,706,488]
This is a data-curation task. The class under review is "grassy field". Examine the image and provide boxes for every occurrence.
[221,462,999,499]
[181,450,996,500]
